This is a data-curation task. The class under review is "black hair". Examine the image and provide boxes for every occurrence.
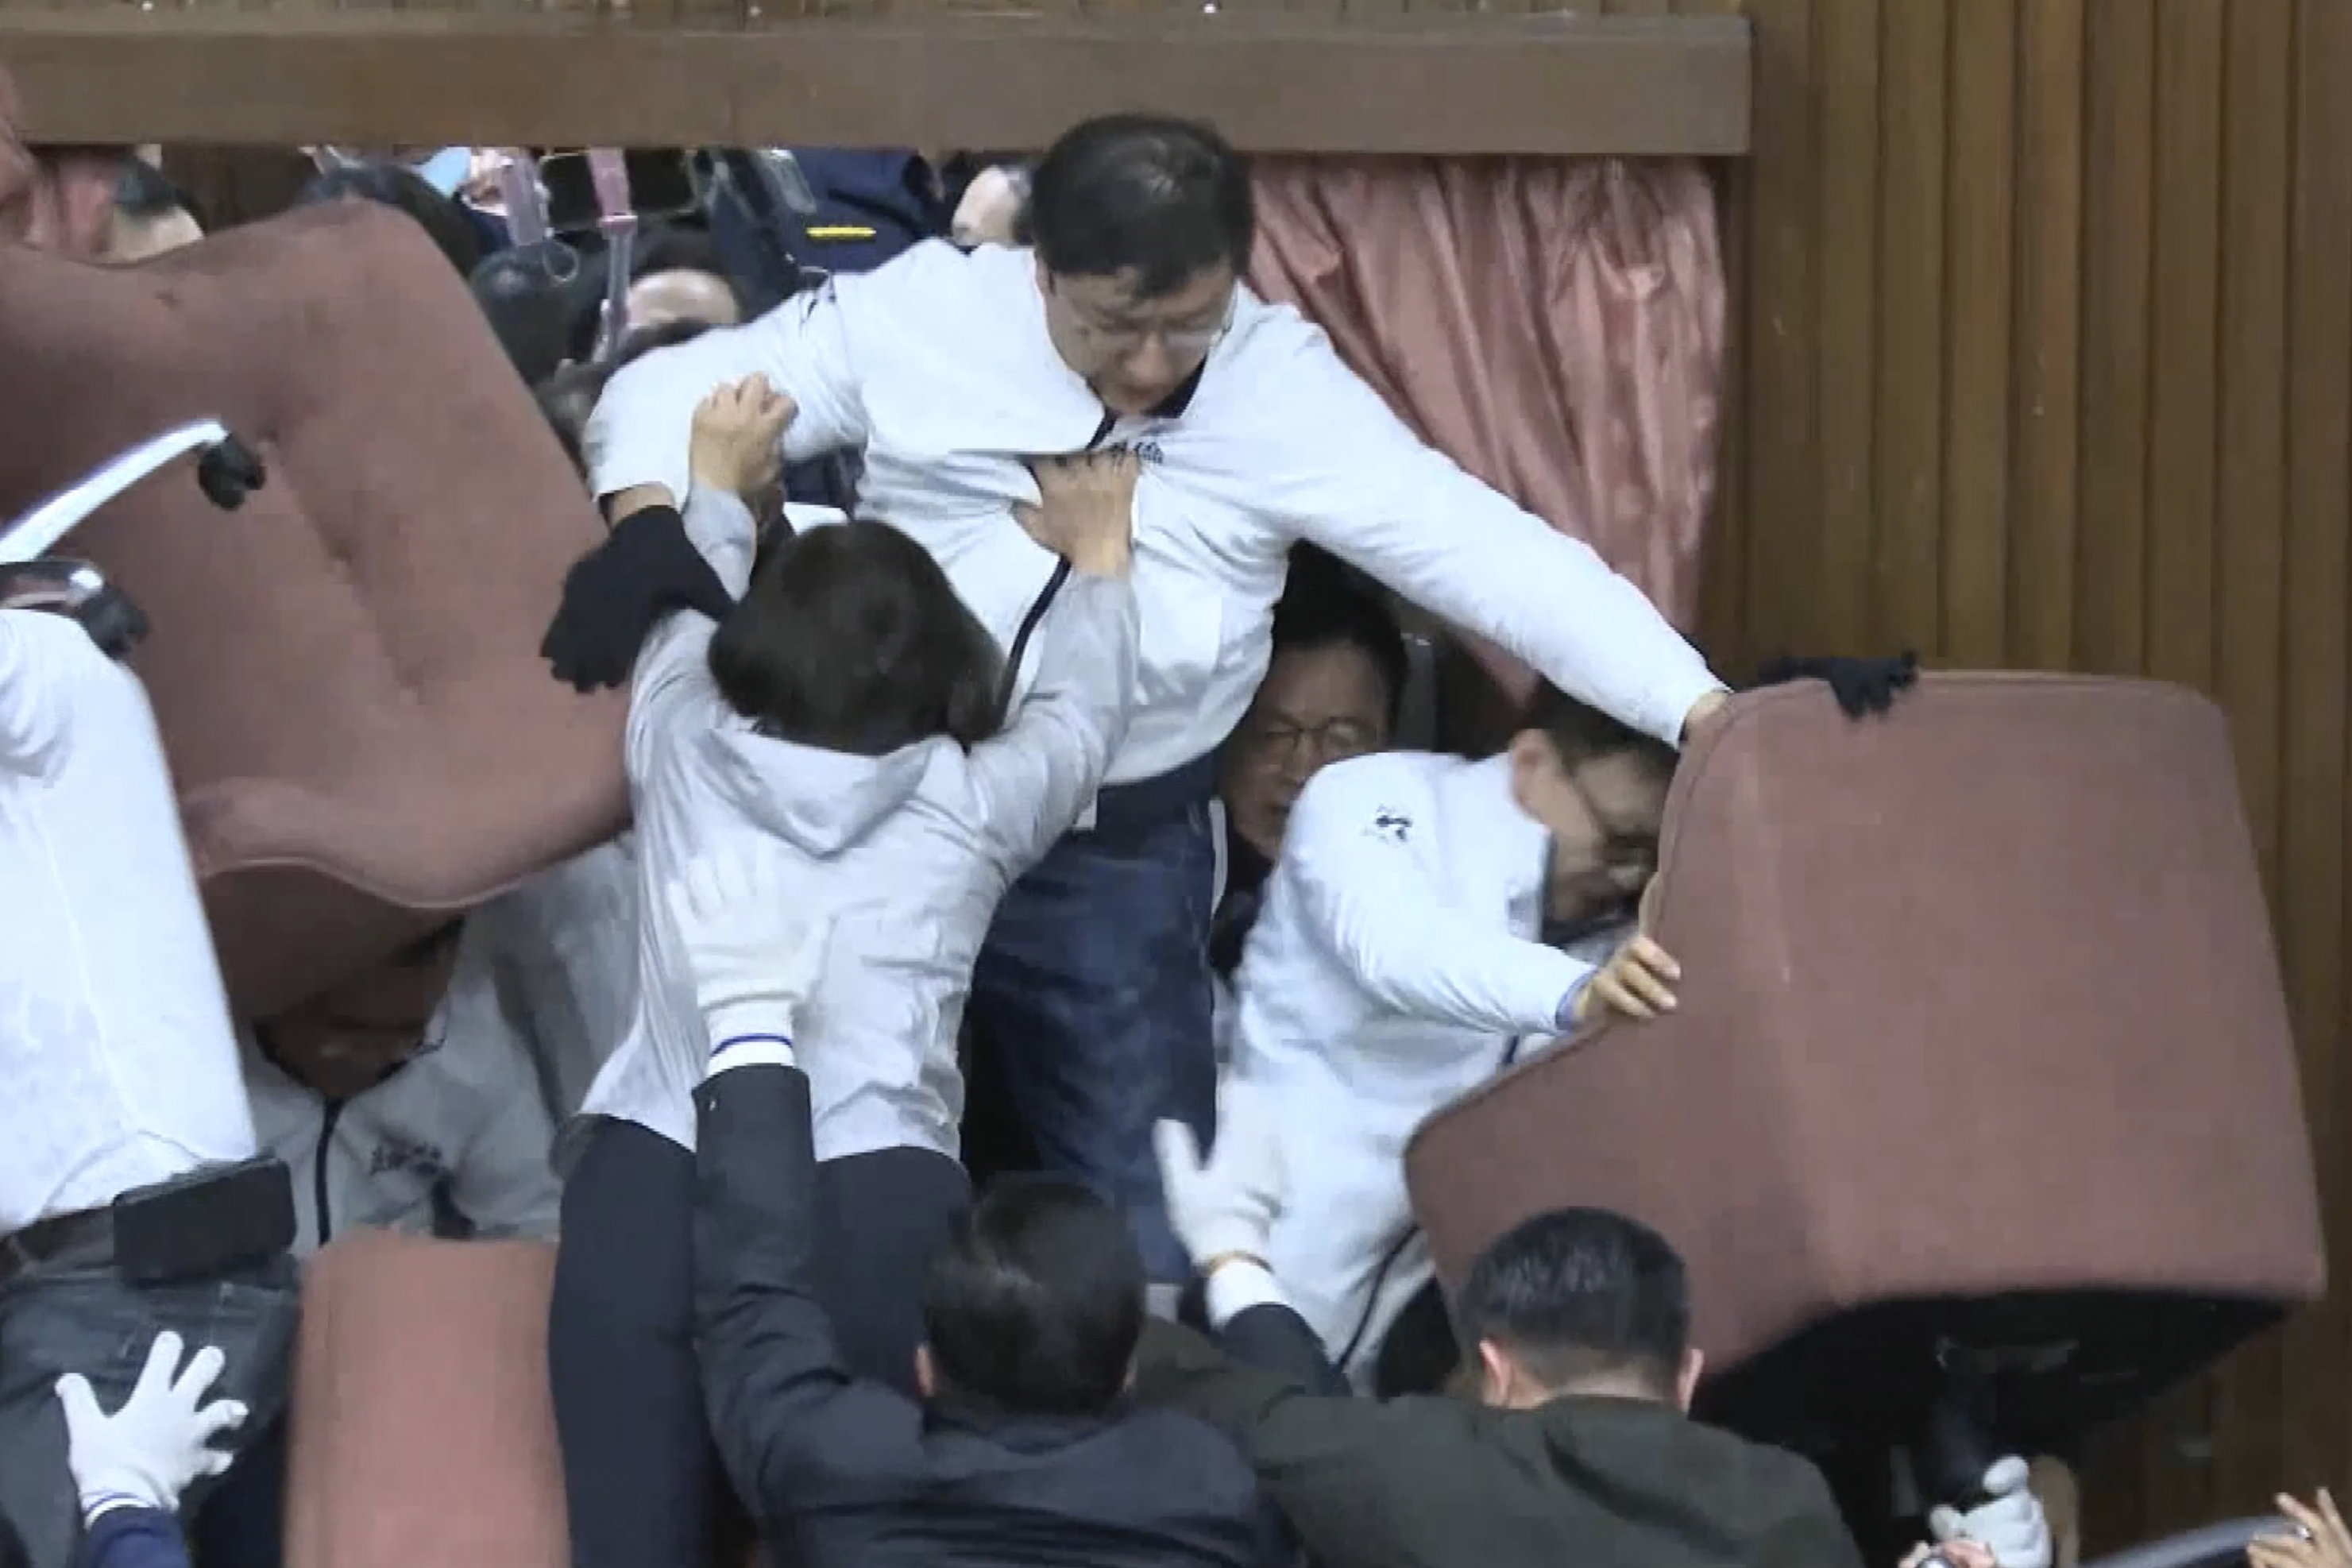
[557,232,749,364]
[921,1176,1145,1418]
[1027,114,1253,298]
[295,161,483,277]
[473,245,605,388]
[631,223,739,290]
[1270,544,1410,728]
[709,520,1004,757]
[1454,1207,1690,1398]
[1522,683,1678,782]
[114,158,204,229]
[392,920,465,968]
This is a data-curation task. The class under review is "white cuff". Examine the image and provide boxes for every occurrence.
[705,1025,798,1079]
[1204,1260,1288,1331]
[80,1491,156,1525]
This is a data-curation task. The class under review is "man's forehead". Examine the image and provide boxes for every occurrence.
[1066,264,1234,320]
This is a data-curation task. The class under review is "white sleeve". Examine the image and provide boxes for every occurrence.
[625,484,759,744]
[1258,332,1724,749]
[966,574,1140,871]
[582,283,868,507]
[447,1031,565,1243]
[1280,768,1591,1035]
[0,609,82,776]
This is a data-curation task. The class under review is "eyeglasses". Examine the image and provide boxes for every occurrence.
[1242,715,1383,769]
[1056,282,1235,357]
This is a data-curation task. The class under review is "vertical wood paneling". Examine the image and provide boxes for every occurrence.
[1714,0,2352,1545]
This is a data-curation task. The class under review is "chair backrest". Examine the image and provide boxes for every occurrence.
[1407,674,2326,1370]
[0,201,627,1018]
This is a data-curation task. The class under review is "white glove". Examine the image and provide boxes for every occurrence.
[663,850,830,1074]
[56,1331,247,1522]
[1153,1079,1285,1267]
[1929,1456,2053,1568]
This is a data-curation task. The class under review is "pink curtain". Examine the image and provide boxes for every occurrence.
[1247,156,1726,730]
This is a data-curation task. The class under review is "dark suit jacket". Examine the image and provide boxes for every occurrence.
[692,1064,1273,1568]
[1135,1300,1867,1568]
[74,1508,191,1568]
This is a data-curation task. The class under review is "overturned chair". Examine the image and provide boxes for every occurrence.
[0,196,632,1566]
[0,198,626,1021]
[1407,674,2326,1506]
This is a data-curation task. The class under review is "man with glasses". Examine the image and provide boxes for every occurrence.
[1222,685,1682,1386]
[566,111,1728,1297]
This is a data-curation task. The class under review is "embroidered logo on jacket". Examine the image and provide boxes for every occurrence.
[367,1134,450,1184]
[1366,808,1413,844]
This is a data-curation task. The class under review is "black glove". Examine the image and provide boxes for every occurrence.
[1750,651,1921,718]
[540,505,738,693]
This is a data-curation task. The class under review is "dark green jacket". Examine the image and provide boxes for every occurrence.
[1136,1314,1867,1568]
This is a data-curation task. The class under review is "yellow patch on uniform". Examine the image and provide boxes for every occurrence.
[806,225,879,241]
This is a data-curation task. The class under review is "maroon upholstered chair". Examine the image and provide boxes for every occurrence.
[1406,675,2325,1462]
[0,200,627,1018]
[283,1234,569,1568]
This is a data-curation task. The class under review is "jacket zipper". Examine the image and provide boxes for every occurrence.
[313,1100,346,1248]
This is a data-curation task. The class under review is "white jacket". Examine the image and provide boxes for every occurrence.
[462,836,641,1122]
[0,610,257,1233]
[242,929,567,1257]
[583,241,1721,786]
[577,485,1139,1160]
[1231,751,1618,1365]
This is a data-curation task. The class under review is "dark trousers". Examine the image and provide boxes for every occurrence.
[969,794,1218,1283]
[547,1118,970,1568]
[0,1253,299,1568]
[187,1412,285,1568]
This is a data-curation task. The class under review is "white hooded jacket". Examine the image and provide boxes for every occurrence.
[578,485,1140,1160]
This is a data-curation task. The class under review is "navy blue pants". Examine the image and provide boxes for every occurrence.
[969,790,1220,1284]
[547,1118,969,1568]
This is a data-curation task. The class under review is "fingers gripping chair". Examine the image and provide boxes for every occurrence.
[1407,676,2325,1486]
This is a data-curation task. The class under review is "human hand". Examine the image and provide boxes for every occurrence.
[688,377,795,505]
[1678,687,1729,746]
[664,848,830,1072]
[1572,932,1682,1025]
[2251,1489,2352,1568]
[56,1331,247,1520]
[1014,450,1139,577]
[952,164,1029,248]
[1153,1078,1284,1271]
[1929,1456,2053,1568]
[1901,1542,1995,1568]
[1751,652,1921,718]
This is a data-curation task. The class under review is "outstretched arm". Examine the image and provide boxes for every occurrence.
[1262,330,1724,749]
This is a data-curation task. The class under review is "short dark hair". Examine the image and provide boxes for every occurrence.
[114,158,203,228]
[475,245,606,387]
[709,520,1004,756]
[1522,683,1678,782]
[1028,114,1253,298]
[922,1176,1145,1417]
[1454,1207,1690,1398]
[1270,545,1410,728]
[295,161,483,277]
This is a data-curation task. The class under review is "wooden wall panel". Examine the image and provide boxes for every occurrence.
[1697,0,2352,1547]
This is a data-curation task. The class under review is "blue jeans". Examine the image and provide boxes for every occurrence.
[0,1255,299,1568]
[971,793,1219,1283]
